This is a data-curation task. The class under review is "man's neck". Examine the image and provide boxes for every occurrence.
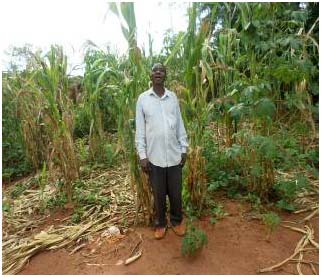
[153,85,165,97]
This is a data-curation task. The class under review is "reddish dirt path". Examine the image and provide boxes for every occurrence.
[19,199,319,275]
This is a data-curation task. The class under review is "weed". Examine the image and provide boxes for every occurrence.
[71,207,84,224]
[74,191,111,206]
[74,180,86,189]
[75,138,89,163]
[104,143,117,167]
[181,222,208,257]
[245,193,263,212]
[262,212,281,240]
[2,202,11,213]
[274,175,309,212]
[276,199,295,212]
[210,203,228,219]
[46,193,68,209]
[10,183,28,199]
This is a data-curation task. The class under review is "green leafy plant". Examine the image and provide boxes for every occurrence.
[46,192,68,209]
[210,203,228,219]
[203,132,239,195]
[274,175,309,212]
[74,191,110,206]
[181,222,208,257]
[10,183,28,199]
[245,192,263,212]
[2,202,11,213]
[71,207,84,224]
[276,199,295,212]
[262,212,281,240]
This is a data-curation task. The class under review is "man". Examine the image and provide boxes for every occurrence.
[135,63,188,239]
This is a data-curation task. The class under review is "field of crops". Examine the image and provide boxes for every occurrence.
[2,2,319,275]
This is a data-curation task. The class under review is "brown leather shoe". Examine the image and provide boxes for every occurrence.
[172,222,186,236]
[154,227,166,239]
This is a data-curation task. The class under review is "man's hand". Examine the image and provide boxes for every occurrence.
[180,153,187,167]
[140,158,151,173]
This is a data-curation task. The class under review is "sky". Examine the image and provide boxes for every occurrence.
[1,0,189,75]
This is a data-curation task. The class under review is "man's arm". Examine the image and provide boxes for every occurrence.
[135,97,150,172]
[135,97,147,159]
[175,97,188,166]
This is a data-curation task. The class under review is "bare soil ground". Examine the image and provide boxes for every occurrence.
[18,198,319,275]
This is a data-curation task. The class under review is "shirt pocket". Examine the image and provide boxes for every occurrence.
[163,100,176,130]
[143,102,156,123]
[167,114,177,132]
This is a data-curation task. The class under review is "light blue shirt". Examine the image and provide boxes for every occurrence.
[135,88,188,168]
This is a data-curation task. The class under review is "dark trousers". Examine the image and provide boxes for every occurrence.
[149,163,183,228]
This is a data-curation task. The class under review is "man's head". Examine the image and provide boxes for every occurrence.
[151,63,166,86]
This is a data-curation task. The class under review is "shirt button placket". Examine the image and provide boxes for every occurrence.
[160,98,168,167]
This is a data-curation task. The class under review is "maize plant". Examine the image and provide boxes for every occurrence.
[12,46,79,202]
[109,2,153,224]
[180,3,214,213]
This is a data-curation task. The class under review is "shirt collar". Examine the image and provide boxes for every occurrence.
[149,87,170,99]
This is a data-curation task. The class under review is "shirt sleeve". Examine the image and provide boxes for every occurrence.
[135,96,147,159]
[175,97,189,153]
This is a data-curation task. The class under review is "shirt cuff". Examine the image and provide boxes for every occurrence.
[138,151,147,160]
[181,147,187,154]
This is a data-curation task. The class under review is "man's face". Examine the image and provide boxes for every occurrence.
[151,64,166,85]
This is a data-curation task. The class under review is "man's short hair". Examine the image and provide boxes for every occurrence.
[152,63,166,72]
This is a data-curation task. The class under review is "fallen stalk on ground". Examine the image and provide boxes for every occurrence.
[258,225,319,274]
[2,166,138,275]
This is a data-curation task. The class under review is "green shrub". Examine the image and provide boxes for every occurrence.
[181,223,208,257]
[274,175,309,211]
[71,207,84,224]
[245,192,262,211]
[203,130,243,197]
[46,193,68,209]
[276,199,295,212]
[210,203,228,219]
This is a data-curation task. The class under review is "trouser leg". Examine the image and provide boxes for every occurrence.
[149,163,167,228]
[167,165,183,226]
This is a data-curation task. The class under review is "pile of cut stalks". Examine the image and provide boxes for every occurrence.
[2,165,138,275]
